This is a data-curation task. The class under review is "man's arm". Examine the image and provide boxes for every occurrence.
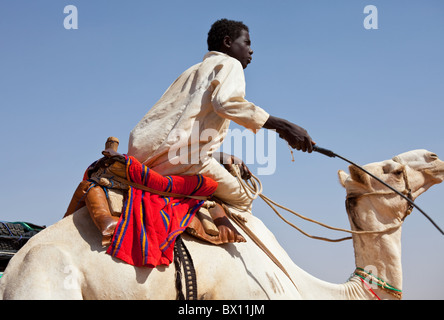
[263,115,315,153]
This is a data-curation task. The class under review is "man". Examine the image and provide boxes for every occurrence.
[128,19,314,212]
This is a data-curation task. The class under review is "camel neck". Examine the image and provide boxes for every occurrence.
[350,205,404,299]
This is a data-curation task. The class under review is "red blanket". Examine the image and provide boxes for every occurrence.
[106,156,218,267]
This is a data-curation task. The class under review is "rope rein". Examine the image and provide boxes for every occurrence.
[231,166,405,242]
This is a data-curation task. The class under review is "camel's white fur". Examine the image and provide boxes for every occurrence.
[1,149,443,299]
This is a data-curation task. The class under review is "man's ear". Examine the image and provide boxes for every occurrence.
[222,35,232,49]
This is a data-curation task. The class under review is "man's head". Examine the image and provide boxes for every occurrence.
[207,19,253,69]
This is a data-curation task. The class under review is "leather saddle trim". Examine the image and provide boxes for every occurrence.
[186,202,246,245]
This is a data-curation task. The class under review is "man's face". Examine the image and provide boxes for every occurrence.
[225,29,253,69]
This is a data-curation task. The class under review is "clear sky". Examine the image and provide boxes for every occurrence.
[1,0,443,299]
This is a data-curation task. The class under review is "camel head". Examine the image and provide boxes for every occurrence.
[336,150,444,298]
[337,150,444,229]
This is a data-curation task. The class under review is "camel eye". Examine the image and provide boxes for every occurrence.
[393,169,403,176]
[430,153,438,160]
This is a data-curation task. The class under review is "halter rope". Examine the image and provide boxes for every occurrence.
[231,166,408,242]
[354,267,402,299]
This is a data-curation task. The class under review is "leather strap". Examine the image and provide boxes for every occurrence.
[174,236,197,300]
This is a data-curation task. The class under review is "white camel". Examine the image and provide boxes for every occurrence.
[0,149,443,299]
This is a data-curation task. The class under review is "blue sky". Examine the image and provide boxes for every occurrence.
[1,1,443,299]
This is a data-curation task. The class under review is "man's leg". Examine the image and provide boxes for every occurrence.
[198,158,254,212]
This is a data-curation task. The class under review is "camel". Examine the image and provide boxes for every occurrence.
[0,149,443,299]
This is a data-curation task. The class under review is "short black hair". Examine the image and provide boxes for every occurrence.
[207,19,249,51]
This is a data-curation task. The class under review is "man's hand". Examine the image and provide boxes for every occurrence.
[213,152,252,180]
[263,115,315,153]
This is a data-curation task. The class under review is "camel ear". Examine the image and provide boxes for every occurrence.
[348,165,371,187]
[338,170,348,188]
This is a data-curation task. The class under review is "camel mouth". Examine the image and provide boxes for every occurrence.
[424,160,444,182]
[426,169,444,183]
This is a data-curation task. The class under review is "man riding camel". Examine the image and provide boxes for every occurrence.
[128,18,315,212]
[65,18,315,250]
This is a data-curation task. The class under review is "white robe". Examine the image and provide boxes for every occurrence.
[128,51,269,210]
